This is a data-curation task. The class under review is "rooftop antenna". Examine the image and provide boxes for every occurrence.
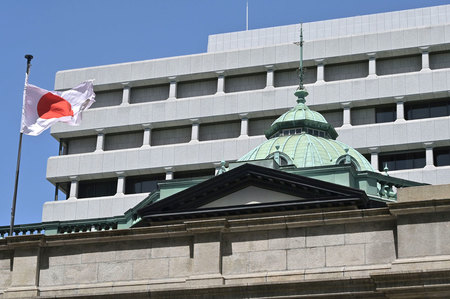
[294,23,308,103]
[246,1,249,31]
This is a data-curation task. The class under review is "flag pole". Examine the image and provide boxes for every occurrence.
[9,54,33,236]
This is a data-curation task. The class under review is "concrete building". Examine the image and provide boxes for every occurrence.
[2,4,450,298]
[40,4,450,223]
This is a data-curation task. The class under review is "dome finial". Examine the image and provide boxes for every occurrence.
[294,23,308,103]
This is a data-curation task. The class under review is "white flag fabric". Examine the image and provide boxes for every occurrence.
[21,79,95,136]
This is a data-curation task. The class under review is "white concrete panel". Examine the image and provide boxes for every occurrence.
[196,142,213,164]
[75,200,89,220]
[130,61,154,82]
[378,76,393,98]
[419,119,435,142]
[436,167,450,184]
[52,202,65,223]
[390,30,405,50]
[419,72,433,94]
[51,69,450,141]
[364,125,381,148]
[378,32,392,51]
[392,75,406,97]
[98,198,113,218]
[41,203,54,223]
[43,193,150,222]
[124,150,141,169]
[392,122,408,148]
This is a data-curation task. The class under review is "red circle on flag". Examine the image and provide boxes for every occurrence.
[37,92,74,119]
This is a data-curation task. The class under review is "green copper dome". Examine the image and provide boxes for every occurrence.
[264,101,338,139]
[240,87,373,171]
[239,134,374,171]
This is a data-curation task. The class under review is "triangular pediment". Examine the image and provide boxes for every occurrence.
[138,163,370,223]
[199,186,304,209]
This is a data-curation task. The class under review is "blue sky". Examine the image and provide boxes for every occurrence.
[1,0,448,226]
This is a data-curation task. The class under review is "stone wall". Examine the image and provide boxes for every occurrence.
[3,185,450,298]
[0,251,11,292]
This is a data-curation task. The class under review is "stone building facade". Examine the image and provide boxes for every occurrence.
[2,184,450,298]
[2,4,450,299]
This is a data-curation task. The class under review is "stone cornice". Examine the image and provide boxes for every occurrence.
[0,206,393,249]
[4,196,450,249]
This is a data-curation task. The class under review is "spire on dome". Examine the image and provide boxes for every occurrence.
[299,23,304,90]
[294,23,308,104]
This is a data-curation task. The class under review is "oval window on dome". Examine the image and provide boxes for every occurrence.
[336,155,361,171]
[266,152,293,166]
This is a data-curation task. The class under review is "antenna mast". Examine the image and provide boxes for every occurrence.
[246,1,249,31]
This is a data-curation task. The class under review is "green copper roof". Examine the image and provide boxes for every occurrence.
[241,24,372,173]
[264,101,338,139]
[239,134,374,171]
[242,85,372,171]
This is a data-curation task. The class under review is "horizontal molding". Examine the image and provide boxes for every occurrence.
[383,166,450,185]
[42,194,148,222]
[51,68,450,138]
[208,5,450,52]
[47,117,450,185]
[337,116,450,152]
[55,24,450,91]
[46,137,266,182]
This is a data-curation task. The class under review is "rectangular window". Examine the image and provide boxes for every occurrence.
[378,150,425,171]
[177,78,217,98]
[199,121,241,141]
[104,131,144,151]
[248,116,278,136]
[429,101,448,118]
[130,84,169,104]
[151,126,191,146]
[225,72,266,93]
[66,136,97,154]
[57,182,71,200]
[274,67,317,87]
[434,147,450,167]
[78,179,117,198]
[351,107,375,126]
[430,51,450,70]
[405,99,450,120]
[320,110,343,128]
[173,169,215,179]
[125,174,165,194]
[324,61,368,82]
[375,105,396,123]
[91,89,122,108]
[376,55,421,76]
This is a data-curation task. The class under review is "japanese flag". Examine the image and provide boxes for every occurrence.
[21,77,95,136]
